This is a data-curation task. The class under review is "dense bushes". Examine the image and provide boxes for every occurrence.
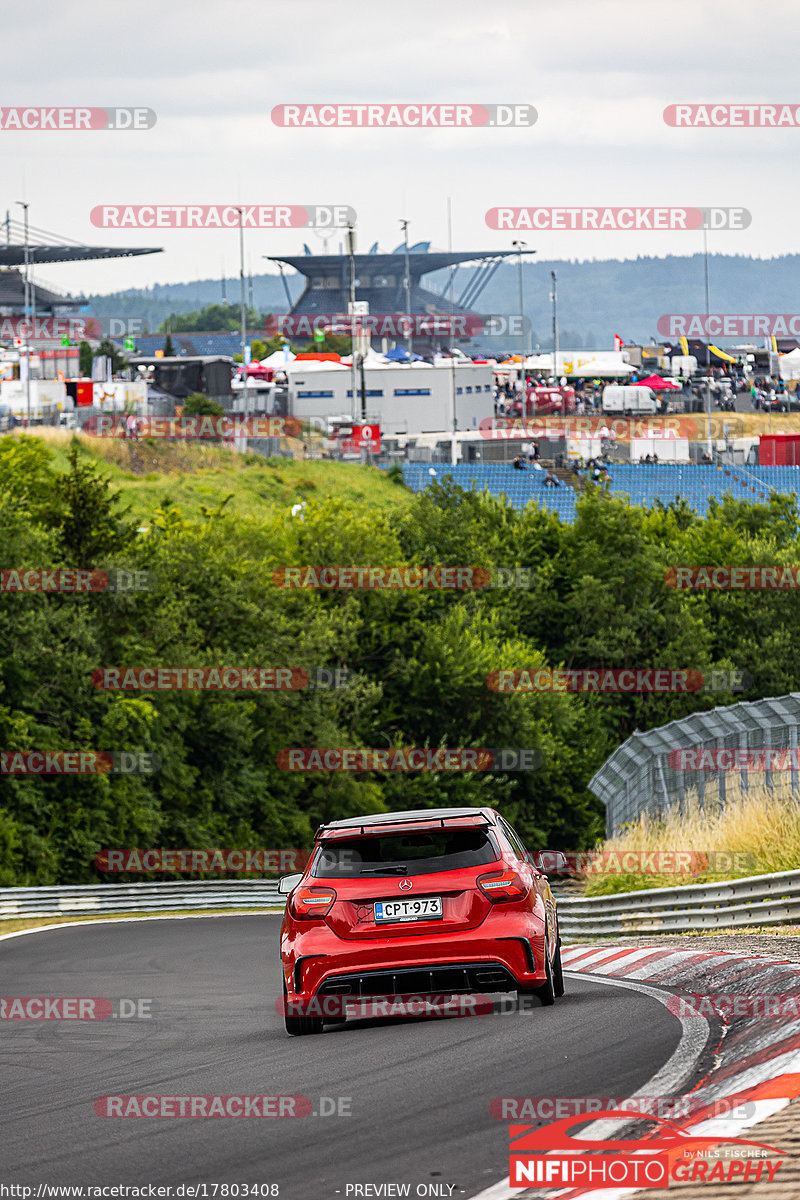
[1,436,798,883]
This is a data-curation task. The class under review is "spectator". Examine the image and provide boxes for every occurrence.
[512,455,527,470]
[532,439,540,461]
[543,471,559,487]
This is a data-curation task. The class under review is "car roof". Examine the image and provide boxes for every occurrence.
[316,807,498,836]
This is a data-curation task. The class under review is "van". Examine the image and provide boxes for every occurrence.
[671,355,698,378]
[602,385,659,416]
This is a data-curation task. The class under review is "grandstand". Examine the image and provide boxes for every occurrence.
[398,462,800,519]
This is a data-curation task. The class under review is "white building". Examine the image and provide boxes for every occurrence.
[286,359,494,435]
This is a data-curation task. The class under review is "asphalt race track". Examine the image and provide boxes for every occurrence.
[2,916,685,1198]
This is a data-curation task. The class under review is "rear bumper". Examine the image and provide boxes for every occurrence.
[282,918,547,1001]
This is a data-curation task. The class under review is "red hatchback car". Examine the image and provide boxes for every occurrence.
[278,806,564,1035]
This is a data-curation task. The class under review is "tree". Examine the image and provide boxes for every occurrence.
[158,305,263,334]
[52,440,137,564]
[94,338,128,374]
[163,332,174,357]
[79,340,93,377]
[182,393,225,416]
[302,332,352,355]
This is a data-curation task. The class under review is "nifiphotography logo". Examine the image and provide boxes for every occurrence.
[508,1110,783,1188]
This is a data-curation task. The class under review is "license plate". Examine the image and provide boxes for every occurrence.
[374,897,443,923]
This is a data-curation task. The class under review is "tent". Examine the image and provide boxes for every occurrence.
[260,349,296,367]
[571,357,635,378]
[779,348,800,381]
[637,374,680,390]
[238,362,272,379]
[385,345,423,362]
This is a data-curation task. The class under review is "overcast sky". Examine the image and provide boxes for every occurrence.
[4,0,799,297]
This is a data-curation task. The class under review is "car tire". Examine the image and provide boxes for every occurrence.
[283,977,323,1036]
[553,937,565,998]
[519,924,556,1007]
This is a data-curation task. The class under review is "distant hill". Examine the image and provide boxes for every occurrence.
[81,254,800,350]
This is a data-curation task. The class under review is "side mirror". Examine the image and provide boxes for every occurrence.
[278,872,303,894]
[531,851,570,875]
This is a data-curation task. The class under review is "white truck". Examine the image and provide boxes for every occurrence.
[601,385,659,415]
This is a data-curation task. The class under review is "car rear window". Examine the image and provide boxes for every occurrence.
[311,828,500,878]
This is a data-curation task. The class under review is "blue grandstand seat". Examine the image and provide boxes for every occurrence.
[393,462,798,524]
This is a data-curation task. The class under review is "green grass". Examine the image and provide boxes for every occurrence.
[25,430,413,523]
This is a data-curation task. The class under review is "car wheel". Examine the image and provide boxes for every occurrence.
[282,977,323,1036]
[519,924,556,1007]
[553,937,565,998]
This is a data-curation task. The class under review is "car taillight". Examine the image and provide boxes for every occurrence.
[290,886,337,919]
[477,870,528,902]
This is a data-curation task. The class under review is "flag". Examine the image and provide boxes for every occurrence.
[710,345,736,363]
[313,328,325,343]
[679,336,689,356]
[771,335,778,352]
[613,334,625,351]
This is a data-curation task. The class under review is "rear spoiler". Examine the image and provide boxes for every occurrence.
[315,812,492,840]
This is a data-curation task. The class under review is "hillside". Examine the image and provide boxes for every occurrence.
[38,431,410,523]
[82,254,800,350]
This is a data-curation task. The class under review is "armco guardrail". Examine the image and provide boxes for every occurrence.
[0,880,284,918]
[557,868,800,935]
[1,870,798,933]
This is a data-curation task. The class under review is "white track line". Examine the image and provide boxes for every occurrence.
[466,968,712,1200]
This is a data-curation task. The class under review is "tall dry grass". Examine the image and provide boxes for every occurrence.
[584,776,800,894]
